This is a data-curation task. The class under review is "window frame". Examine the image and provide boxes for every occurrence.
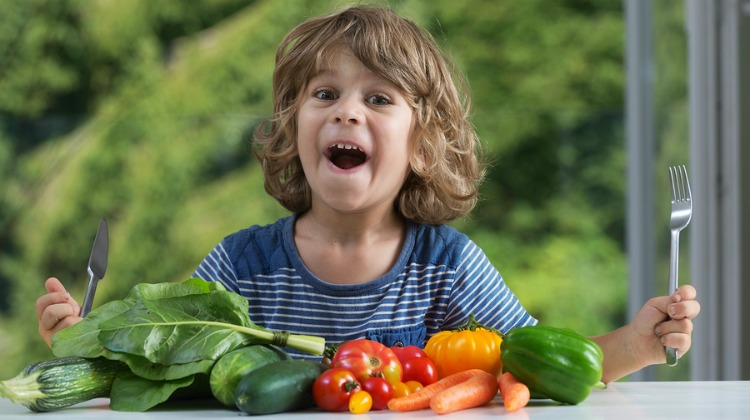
[626,0,750,381]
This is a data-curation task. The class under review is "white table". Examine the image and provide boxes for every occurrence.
[1,381,748,419]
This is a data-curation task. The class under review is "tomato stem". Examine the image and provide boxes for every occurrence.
[345,380,361,392]
[457,314,505,338]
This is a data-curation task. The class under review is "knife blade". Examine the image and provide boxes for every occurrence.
[80,217,108,317]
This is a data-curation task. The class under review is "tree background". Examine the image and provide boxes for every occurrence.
[0,0,688,381]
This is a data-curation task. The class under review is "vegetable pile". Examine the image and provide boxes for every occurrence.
[2,307,606,415]
[0,278,325,412]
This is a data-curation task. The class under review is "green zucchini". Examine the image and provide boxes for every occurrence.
[234,359,328,415]
[500,325,604,405]
[0,356,127,412]
[209,344,290,406]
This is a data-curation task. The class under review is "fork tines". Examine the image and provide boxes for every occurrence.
[669,165,691,203]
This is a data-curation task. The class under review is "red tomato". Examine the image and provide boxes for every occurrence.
[312,368,361,412]
[389,345,427,364]
[361,377,393,410]
[332,339,403,385]
[402,357,439,386]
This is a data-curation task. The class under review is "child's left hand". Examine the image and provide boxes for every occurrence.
[628,284,701,366]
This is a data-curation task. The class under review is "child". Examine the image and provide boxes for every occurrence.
[36,5,699,384]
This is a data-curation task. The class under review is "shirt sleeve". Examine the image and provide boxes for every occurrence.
[192,241,241,293]
[443,239,537,333]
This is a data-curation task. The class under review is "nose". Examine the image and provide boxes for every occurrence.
[332,96,362,125]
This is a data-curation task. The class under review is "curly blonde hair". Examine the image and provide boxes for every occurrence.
[254,5,484,224]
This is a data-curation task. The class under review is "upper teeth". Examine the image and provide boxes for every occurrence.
[332,144,361,151]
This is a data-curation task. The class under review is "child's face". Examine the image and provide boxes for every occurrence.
[296,48,414,215]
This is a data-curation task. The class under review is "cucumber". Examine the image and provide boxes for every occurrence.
[209,344,290,406]
[234,360,328,415]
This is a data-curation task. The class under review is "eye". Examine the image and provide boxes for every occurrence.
[313,89,337,101]
[367,94,391,106]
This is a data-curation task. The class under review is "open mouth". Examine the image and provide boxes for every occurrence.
[326,144,367,169]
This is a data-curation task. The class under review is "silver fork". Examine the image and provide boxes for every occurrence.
[666,165,692,366]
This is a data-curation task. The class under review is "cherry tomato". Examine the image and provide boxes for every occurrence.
[361,377,393,410]
[312,368,361,412]
[391,382,411,398]
[404,380,423,393]
[349,390,373,414]
[389,345,427,363]
[332,339,403,385]
[402,356,439,386]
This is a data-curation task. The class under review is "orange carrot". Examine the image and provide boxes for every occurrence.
[429,370,498,414]
[498,372,530,412]
[387,369,485,412]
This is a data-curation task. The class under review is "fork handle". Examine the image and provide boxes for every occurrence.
[666,229,680,366]
[668,229,680,296]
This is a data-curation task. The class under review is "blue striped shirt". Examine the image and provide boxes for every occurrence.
[193,215,536,359]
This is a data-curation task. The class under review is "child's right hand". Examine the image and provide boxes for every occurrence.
[36,277,82,347]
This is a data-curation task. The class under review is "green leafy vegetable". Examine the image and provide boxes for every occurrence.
[48,278,325,411]
[53,279,326,361]
[51,300,134,358]
[98,291,257,364]
[104,352,215,381]
[108,370,196,412]
[51,280,224,359]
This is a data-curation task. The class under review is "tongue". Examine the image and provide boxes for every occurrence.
[333,155,363,169]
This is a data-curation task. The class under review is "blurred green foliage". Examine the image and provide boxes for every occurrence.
[0,0,686,381]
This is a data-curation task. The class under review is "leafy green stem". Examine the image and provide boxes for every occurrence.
[121,320,325,356]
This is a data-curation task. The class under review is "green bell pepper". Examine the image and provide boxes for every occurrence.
[500,325,604,405]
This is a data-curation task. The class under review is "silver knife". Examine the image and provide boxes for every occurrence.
[80,217,108,317]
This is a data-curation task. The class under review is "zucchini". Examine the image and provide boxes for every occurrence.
[209,344,290,406]
[500,325,604,405]
[0,356,127,412]
[234,359,328,415]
